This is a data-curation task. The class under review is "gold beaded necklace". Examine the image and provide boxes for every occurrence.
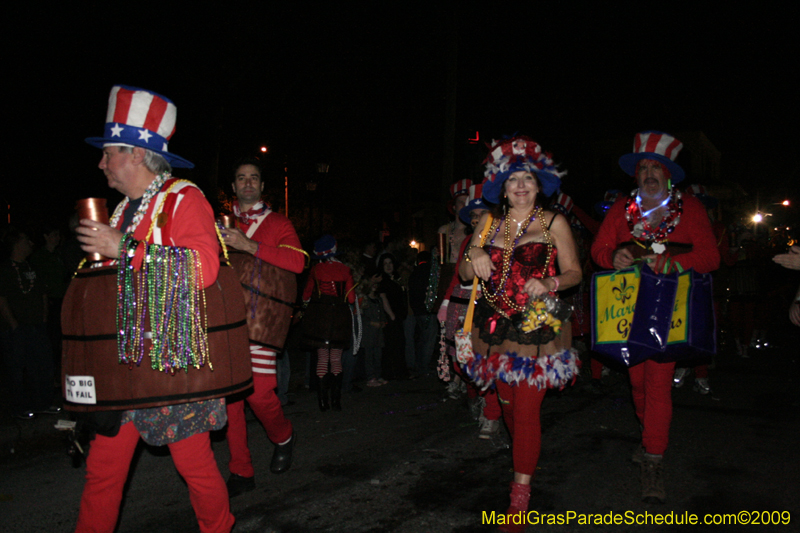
[481,206,554,318]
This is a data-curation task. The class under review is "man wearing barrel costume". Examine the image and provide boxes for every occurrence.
[70,86,245,532]
[220,158,305,497]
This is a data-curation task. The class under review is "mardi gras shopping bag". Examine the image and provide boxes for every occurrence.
[651,269,716,362]
[626,263,680,357]
[592,263,679,366]
[591,266,641,366]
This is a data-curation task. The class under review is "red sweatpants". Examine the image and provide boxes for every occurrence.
[496,381,547,477]
[226,372,293,478]
[76,421,233,533]
[628,359,676,455]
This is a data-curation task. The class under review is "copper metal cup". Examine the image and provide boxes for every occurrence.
[76,198,109,262]
[217,215,236,229]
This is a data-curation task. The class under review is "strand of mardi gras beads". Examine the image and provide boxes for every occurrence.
[481,207,537,316]
[115,182,210,372]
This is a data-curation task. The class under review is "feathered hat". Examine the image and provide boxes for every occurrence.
[458,182,490,225]
[618,131,684,184]
[482,135,564,204]
[86,85,194,169]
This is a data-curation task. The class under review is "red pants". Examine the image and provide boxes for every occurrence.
[496,381,547,476]
[590,357,604,380]
[629,359,675,455]
[454,360,501,420]
[76,422,233,533]
[226,372,293,478]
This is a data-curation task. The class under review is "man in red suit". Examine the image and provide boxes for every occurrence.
[221,158,306,497]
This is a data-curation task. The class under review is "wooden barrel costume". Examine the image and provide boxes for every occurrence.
[61,261,252,412]
[301,281,352,349]
[227,250,297,351]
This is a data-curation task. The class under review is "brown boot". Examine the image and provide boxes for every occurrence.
[641,454,666,504]
[498,481,530,532]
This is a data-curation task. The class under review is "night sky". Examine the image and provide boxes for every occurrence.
[5,3,799,241]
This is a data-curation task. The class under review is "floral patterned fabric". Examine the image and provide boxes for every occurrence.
[120,398,227,446]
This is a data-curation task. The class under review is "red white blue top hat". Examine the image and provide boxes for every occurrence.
[618,131,684,184]
[482,136,564,204]
[446,178,472,215]
[449,179,472,199]
[86,85,194,169]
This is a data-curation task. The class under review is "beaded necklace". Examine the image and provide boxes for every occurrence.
[481,206,553,318]
[108,172,170,234]
[11,260,35,294]
[115,179,212,373]
[424,257,440,313]
[625,188,683,242]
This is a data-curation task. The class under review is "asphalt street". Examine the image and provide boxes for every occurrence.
[1,333,798,533]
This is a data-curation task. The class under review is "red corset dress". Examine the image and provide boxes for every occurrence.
[474,242,558,347]
[465,241,580,390]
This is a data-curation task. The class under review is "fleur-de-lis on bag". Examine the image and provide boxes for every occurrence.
[612,277,635,303]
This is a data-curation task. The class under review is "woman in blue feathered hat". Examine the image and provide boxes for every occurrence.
[459,136,583,531]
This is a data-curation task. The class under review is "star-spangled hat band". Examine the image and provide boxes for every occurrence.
[86,85,194,169]
[618,131,684,184]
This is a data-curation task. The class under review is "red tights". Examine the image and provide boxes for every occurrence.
[495,381,547,476]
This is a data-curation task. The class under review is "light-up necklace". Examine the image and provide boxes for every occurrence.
[636,193,671,218]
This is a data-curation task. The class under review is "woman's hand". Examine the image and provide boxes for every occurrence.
[76,219,123,259]
[790,301,800,327]
[524,277,551,298]
[469,248,495,281]
[773,246,800,271]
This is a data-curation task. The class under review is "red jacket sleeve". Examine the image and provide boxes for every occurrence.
[590,198,629,270]
[251,213,305,274]
[665,196,720,274]
[128,183,220,289]
[167,187,220,289]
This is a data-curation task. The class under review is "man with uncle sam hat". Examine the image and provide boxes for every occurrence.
[73,85,236,532]
[591,131,719,505]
